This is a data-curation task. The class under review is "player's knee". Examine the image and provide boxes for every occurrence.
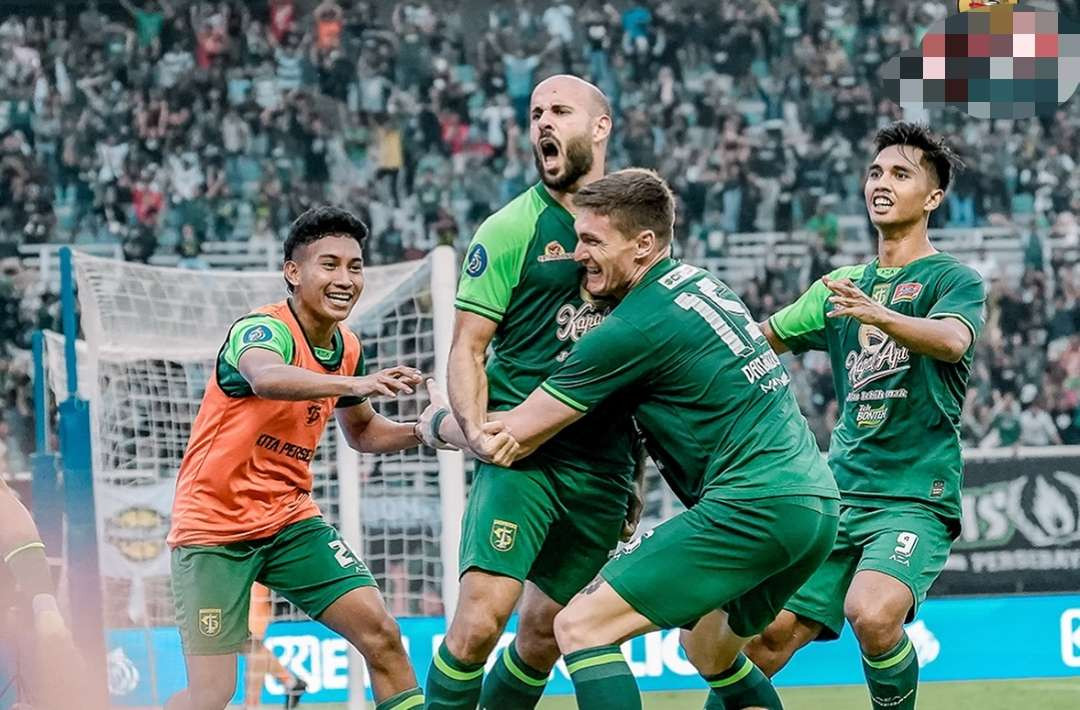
[845,600,904,655]
[553,603,598,654]
[355,611,407,663]
[745,615,814,678]
[514,603,560,669]
[445,606,508,662]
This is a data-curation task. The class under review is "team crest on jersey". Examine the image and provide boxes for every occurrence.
[243,324,272,344]
[891,282,923,304]
[871,284,891,305]
[305,403,322,425]
[490,519,518,552]
[537,241,574,263]
[845,324,911,390]
[466,244,488,277]
[198,608,223,637]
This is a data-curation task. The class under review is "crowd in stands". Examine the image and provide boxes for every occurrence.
[1,0,1079,476]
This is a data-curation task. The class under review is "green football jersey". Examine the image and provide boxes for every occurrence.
[455,183,636,476]
[542,258,838,505]
[769,252,986,521]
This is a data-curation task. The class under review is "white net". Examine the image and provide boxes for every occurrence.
[46,251,450,629]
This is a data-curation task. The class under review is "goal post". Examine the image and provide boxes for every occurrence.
[45,246,465,707]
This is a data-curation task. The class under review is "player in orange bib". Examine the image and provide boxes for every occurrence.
[165,206,491,710]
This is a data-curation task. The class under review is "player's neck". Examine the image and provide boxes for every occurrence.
[622,251,668,297]
[544,160,606,213]
[288,296,337,348]
[875,222,937,268]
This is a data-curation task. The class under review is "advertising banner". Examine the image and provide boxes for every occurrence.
[102,594,1080,706]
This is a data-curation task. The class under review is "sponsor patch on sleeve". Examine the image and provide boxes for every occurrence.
[242,324,273,344]
[465,244,488,277]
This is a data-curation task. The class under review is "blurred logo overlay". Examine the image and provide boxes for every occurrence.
[882,1,1080,119]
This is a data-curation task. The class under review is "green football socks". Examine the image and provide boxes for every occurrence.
[702,652,783,709]
[425,641,485,709]
[375,687,424,710]
[862,632,918,710]
[565,645,642,710]
[478,642,549,709]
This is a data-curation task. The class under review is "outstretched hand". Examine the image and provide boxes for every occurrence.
[823,276,889,327]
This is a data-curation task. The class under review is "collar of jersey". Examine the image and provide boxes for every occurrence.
[533,182,575,226]
[638,256,682,288]
[285,298,345,371]
[868,251,946,280]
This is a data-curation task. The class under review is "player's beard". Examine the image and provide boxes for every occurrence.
[534,132,594,193]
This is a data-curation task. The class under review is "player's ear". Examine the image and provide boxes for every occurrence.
[635,229,656,259]
[283,259,301,290]
[593,114,612,144]
[924,187,945,213]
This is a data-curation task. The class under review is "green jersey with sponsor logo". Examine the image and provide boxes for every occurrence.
[542,258,838,505]
[220,310,367,407]
[769,252,986,521]
[454,183,635,477]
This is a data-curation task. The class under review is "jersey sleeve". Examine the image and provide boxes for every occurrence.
[927,264,986,350]
[453,214,532,323]
[335,349,368,409]
[222,315,294,371]
[540,315,652,413]
[769,264,864,354]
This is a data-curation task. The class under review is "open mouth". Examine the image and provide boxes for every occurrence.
[539,137,561,169]
[871,194,894,211]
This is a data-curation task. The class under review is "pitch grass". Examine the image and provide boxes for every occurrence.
[532,677,1080,709]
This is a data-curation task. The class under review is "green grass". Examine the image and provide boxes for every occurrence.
[532,677,1080,709]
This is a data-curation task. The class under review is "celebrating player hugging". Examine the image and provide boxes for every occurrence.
[164,206,464,710]
[429,168,841,710]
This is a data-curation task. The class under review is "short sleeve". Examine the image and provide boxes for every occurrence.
[541,315,653,413]
[928,264,986,351]
[769,264,864,354]
[336,349,368,409]
[453,215,532,323]
[222,315,294,370]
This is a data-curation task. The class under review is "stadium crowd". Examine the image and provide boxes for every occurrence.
[1,0,1079,476]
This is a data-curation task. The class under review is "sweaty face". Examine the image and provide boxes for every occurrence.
[286,235,365,322]
[530,88,596,192]
[864,145,939,227]
[573,210,641,300]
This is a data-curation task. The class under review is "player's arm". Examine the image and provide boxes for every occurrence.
[762,267,856,355]
[229,317,421,401]
[447,311,497,450]
[335,399,424,454]
[824,266,985,364]
[449,214,532,448]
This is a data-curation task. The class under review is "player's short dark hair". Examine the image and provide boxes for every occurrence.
[872,122,964,192]
[283,205,368,262]
[572,168,675,245]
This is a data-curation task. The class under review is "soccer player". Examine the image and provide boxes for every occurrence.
[425,168,841,710]
[164,206,479,710]
[1,478,101,710]
[424,75,640,710]
[736,122,986,710]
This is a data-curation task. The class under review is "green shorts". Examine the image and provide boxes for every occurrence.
[171,516,376,655]
[783,502,957,640]
[601,494,839,637]
[459,460,631,606]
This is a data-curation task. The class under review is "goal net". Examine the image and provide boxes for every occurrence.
[43,249,462,636]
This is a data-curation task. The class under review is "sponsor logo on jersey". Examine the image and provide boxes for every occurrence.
[199,608,223,637]
[105,506,170,563]
[845,324,911,390]
[659,264,699,289]
[537,240,575,262]
[892,282,924,304]
[556,302,605,342]
[490,519,518,552]
[243,324,273,344]
[466,244,488,277]
[855,402,889,428]
[931,480,946,498]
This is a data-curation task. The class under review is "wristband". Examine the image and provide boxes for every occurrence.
[430,408,450,445]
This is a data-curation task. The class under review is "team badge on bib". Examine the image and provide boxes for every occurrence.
[490,519,518,552]
[198,608,223,637]
[243,324,272,343]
